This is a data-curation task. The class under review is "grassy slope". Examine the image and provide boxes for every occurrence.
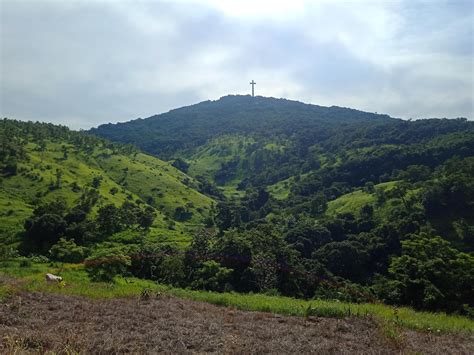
[95,152,213,223]
[187,135,254,179]
[186,134,287,199]
[326,181,399,218]
[0,140,213,247]
[1,259,473,334]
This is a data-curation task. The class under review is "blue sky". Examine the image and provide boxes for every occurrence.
[1,0,473,129]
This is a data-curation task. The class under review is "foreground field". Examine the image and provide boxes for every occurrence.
[1,290,473,354]
[1,260,473,333]
[1,260,474,353]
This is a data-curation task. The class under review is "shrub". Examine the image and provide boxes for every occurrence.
[19,258,32,268]
[85,250,131,282]
[49,238,85,263]
[191,260,232,292]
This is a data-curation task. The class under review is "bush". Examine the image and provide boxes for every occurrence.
[19,257,32,268]
[191,260,232,292]
[30,255,50,263]
[49,238,85,263]
[85,250,131,282]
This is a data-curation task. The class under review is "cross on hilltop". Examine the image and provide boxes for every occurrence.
[250,80,256,97]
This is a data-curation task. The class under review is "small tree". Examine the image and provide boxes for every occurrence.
[388,233,474,311]
[85,249,131,282]
[97,204,123,235]
[191,260,232,291]
[49,237,85,263]
[138,206,156,231]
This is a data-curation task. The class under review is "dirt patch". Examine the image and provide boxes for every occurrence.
[0,292,472,354]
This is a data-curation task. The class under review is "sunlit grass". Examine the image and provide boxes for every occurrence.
[0,139,211,248]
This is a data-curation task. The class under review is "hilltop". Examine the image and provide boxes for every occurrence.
[91,95,393,158]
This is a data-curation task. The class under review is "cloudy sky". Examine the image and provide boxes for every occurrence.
[1,0,473,129]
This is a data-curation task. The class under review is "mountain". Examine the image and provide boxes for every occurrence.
[91,95,474,194]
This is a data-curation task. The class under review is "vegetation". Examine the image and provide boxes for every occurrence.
[0,118,214,253]
[1,96,474,321]
[1,260,473,334]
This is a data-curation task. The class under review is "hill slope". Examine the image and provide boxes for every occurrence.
[0,119,213,248]
[3,97,474,317]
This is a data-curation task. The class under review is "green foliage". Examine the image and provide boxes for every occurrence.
[49,238,85,263]
[97,204,123,235]
[387,233,474,312]
[171,158,189,173]
[190,260,232,291]
[0,118,214,251]
[313,241,370,282]
[85,249,131,282]
[2,99,474,316]
[23,208,67,254]
[173,206,193,221]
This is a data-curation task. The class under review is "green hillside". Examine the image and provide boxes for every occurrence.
[0,119,213,250]
[89,96,474,316]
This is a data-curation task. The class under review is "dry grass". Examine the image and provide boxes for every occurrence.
[1,291,473,354]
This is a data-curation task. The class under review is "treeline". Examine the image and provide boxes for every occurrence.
[20,191,156,258]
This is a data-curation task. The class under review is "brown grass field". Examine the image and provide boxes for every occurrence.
[0,290,473,354]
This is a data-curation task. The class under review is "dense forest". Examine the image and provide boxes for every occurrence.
[2,96,474,316]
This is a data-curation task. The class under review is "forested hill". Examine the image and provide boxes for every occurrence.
[91,95,474,192]
[3,97,474,316]
[88,97,474,316]
[91,95,395,158]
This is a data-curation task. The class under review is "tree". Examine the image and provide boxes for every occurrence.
[388,233,474,311]
[173,206,192,221]
[313,241,369,282]
[190,260,232,291]
[24,213,67,253]
[138,206,156,231]
[171,158,189,173]
[91,175,103,189]
[97,204,123,235]
[55,169,63,189]
[284,222,331,258]
[49,238,85,263]
[85,249,131,282]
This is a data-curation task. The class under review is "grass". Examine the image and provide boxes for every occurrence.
[326,189,375,216]
[1,259,473,334]
[0,139,213,247]
[267,176,294,200]
[325,181,414,221]
[187,135,255,179]
[97,153,213,223]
